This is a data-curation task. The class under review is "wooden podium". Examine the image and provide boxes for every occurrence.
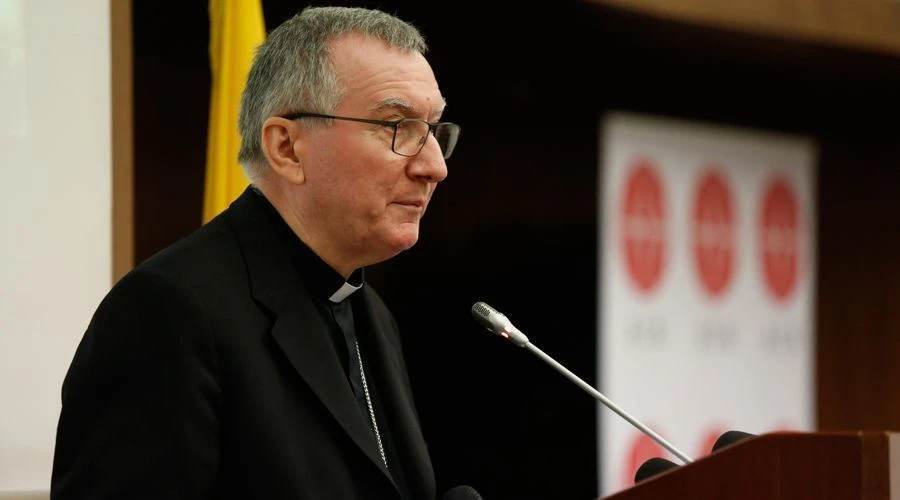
[603,432,899,500]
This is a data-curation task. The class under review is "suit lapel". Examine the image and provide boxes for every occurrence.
[356,288,436,499]
[269,289,395,483]
[226,189,395,485]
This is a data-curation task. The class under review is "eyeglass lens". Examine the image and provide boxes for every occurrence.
[394,120,460,160]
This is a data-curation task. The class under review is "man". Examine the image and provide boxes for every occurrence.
[51,6,460,499]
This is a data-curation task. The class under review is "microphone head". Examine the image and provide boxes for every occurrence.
[471,301,529,347]
[634,457,680,483]
[712,430,757,452]
[471,301,507,333]
[441,485,484,500]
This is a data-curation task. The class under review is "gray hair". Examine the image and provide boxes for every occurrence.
[237,6,428,181]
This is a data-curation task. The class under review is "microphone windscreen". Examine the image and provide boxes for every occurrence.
[712,430,757,452]
[634,457,679,483]
[471,302,497,331]
[441,485,484,500]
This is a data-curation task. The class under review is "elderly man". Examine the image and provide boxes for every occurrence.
[51,6,460,500]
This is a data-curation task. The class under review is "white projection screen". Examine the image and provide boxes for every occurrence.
[0,0,111,493]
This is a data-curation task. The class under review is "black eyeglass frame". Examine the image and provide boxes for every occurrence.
[281,111,459,160]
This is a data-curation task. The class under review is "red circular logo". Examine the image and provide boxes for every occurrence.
[623,431,667,488]
[759,176,800,302]
[692,169,736,298]
[620,159,667,294]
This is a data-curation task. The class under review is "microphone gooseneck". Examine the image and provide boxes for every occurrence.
[471,301,693,465]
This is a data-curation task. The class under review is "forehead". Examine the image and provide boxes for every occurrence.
[328,34,445,117]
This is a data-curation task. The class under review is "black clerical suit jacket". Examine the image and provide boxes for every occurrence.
[51,188,435,499]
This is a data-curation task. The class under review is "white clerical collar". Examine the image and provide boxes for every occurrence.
[328,281,363,303]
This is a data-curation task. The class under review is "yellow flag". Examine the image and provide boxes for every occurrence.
[203,0,265,223]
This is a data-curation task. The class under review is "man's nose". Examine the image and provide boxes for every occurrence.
[408,136,449,183]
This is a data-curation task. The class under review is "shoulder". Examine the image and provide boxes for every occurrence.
[359,283,404,346]
[135,215,244,288]
[361,283,390,312]
[90,212,251,344]
[360,284,396,326]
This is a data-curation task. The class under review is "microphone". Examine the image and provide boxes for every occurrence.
[470,301,529,346]
[441,485,484,500]
[712,430,756,452]
[471,301,693,465]
[634,457,680,483]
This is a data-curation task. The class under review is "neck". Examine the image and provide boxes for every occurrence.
[254,179,357,279]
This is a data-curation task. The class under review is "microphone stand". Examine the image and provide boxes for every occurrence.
[524,342,693,465]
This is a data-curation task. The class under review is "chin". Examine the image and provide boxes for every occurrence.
[393,234,420,253]
[366,222,421,263]
[387,226,420,253]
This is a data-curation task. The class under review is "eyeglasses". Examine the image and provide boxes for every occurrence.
[282,112,460,160]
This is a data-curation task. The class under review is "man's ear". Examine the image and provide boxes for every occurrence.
[261,117,306,185]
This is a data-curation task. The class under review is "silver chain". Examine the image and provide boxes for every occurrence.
[355,340,388,470]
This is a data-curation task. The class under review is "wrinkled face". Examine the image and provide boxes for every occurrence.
[295,34,448,271]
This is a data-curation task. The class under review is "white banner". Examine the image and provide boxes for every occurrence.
[597,113,817,495]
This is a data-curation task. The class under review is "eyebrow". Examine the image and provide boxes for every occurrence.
[371,96,447,121]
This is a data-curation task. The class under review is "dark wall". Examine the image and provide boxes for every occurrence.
[133,2,900,499]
